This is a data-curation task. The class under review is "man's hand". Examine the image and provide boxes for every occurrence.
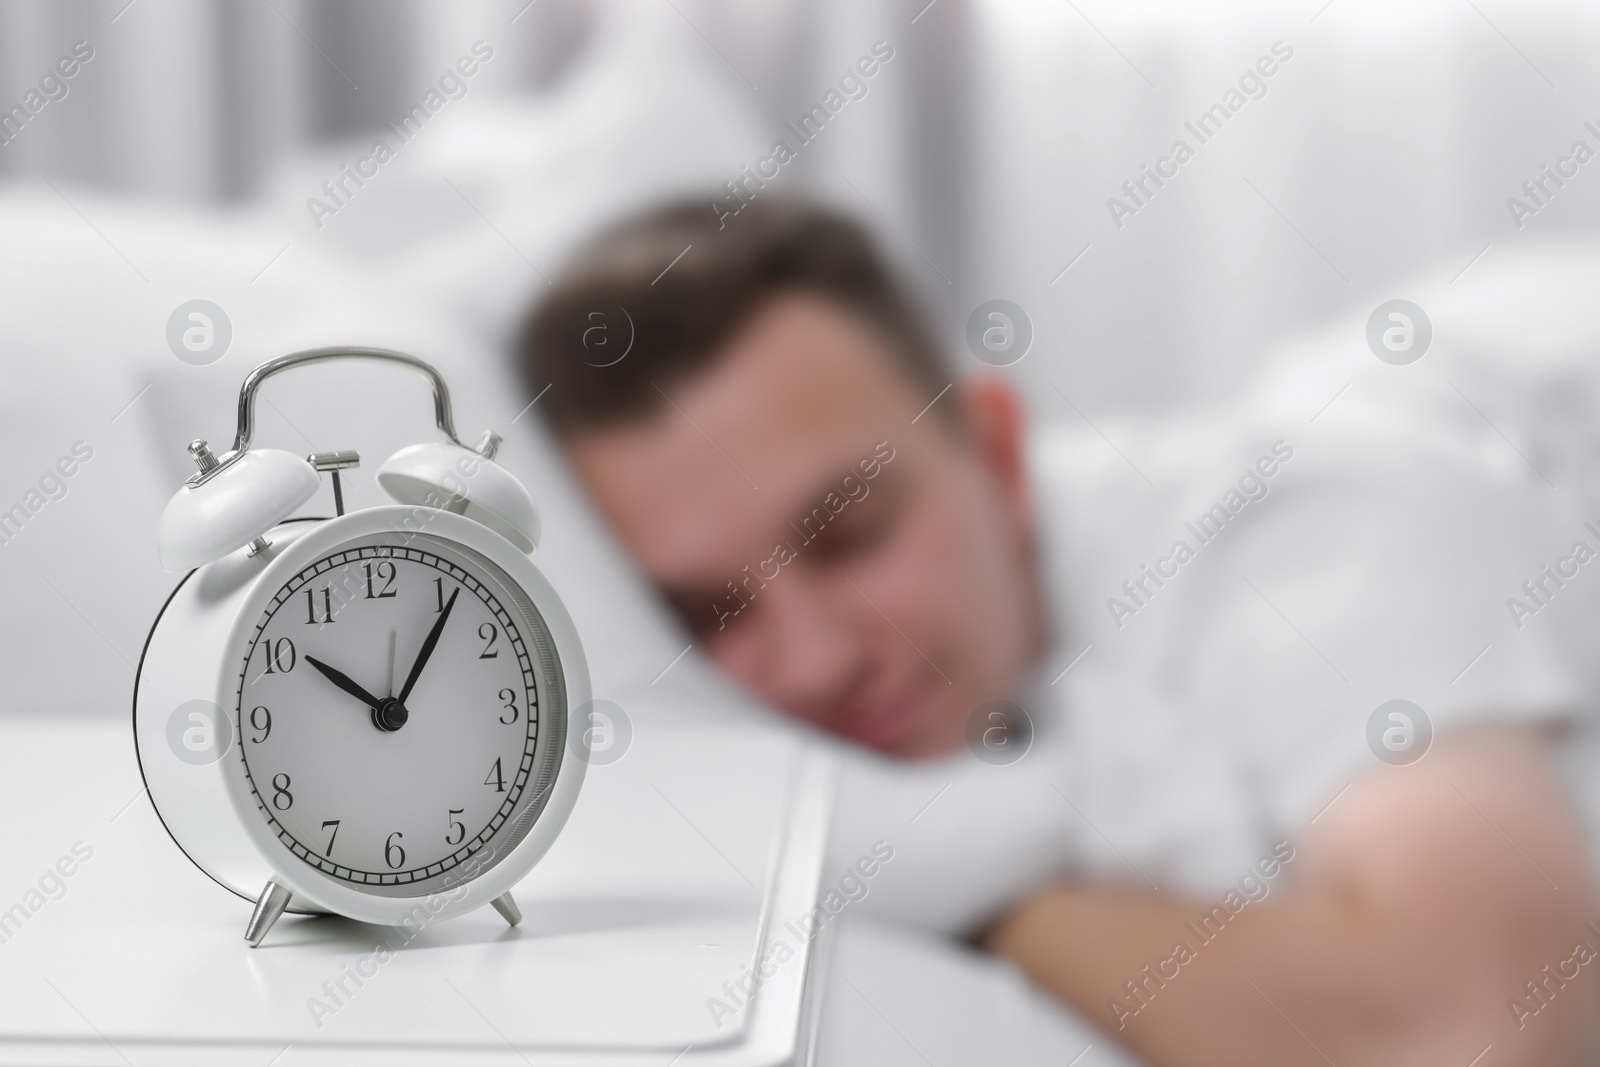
[986,725,1599,1067]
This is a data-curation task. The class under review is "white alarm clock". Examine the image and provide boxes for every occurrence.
[133,348,589,946]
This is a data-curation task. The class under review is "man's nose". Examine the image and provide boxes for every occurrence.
[755,574,871,717]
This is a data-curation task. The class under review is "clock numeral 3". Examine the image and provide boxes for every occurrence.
[446,808,465,845]
[305,586,334,625]
[484,757,506,793]
[385,831,406,869]
[364,561,398,599]
[498,688,518,724]
[478,623,499,659]
[321,819,340,857]
[249,705,272,743]
[271,773,293,810]
[261,638,296,674]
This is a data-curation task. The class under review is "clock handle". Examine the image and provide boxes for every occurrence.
[192,347,467,488]
[244,880,294,948]
[159,345,539,567]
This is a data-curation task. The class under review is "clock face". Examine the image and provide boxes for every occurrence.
[233,533,565,894]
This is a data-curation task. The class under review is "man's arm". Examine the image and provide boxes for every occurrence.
[986,725,1599,1067]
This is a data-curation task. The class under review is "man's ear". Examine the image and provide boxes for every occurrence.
[958,376,1032,526]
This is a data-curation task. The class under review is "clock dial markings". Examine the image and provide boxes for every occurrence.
[236,542,547,886]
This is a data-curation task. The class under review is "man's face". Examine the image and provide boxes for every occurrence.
[566,291,1041,758]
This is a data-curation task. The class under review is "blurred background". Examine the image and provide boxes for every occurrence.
[5,0,1600,722]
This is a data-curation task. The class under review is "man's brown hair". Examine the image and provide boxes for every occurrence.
[515,197,951,436]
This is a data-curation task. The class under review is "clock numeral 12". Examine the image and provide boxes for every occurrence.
[363,561,397,599]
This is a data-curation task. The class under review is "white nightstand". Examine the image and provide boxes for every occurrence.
[0,712,834,1066]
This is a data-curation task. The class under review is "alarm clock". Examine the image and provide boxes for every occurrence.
[132,348,589,946]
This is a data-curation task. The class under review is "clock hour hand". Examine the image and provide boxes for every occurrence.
[398,586,459,705]
[304,654,384,713]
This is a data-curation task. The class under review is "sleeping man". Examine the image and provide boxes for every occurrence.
[515,198,1600,1065]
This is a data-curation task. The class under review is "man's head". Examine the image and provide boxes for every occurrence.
[517,199,1042,758]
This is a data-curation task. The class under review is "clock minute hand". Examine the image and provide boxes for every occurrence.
[398,586,459,704]
[304,655,384,712]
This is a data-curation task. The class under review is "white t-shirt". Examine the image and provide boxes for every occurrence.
[829,395,1600,933]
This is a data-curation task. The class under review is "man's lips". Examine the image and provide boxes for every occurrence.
[831,688,923,751]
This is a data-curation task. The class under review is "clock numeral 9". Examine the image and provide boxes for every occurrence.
[363,561,398,599]
[385,831,406,869]
[272,773,293,810]
[305,586,334,625]
[249,705,272,743]
[484,757,506,793]
[498,688,518,724]
[446,808,465,845]
[478,623,499,659]
[261,638,296,674]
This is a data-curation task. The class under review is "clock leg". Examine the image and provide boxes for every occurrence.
[244,880,293,947]
[489,891,522,927]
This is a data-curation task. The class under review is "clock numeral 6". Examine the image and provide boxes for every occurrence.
[261,638,296,674]
[484,757,506,793]
[498,688,518,725]
[249,705,272,743]
[478,623,499,659]
[271,773,293,810]
[446,808,465,845]
[385,831,406,869]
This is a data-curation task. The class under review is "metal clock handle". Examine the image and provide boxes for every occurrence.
[190,347,467,487]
